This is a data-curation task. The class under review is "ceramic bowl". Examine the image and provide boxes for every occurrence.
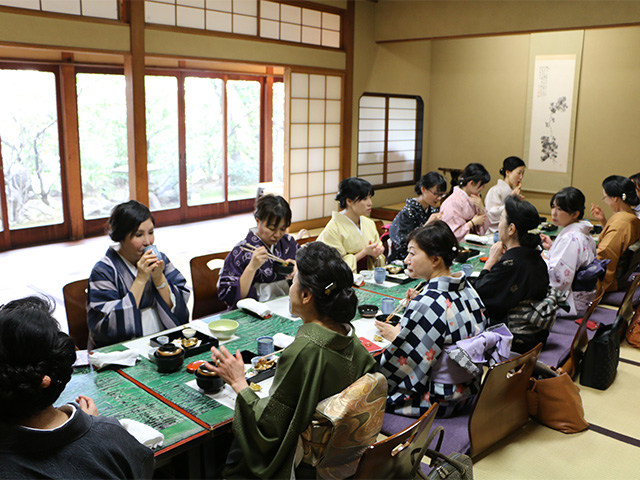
[195,364,224,393]
[358,304,378,318]
[376,313,400,326]
[154,344,185,373]
[208,319,239,340]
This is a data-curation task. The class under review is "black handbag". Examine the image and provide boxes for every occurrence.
[579,315,622,390]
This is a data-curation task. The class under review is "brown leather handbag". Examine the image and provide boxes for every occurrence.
[526,365,589,434]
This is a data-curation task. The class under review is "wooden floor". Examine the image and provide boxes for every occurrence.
[0,212,256,333]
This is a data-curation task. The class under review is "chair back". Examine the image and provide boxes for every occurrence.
[189,251,229,320]
[299,372,387,479]
[354,403,439,480]
[617,273,640,329]
[62,279,89,350]
[468,343,542,460]
[297,235,318,246]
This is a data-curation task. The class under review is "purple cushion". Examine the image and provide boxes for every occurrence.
[589,307,618,326]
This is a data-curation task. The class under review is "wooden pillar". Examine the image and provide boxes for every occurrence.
[59,57,84,240]
[261,69,274,183]
[124,0,148,205]
[341,0,355,180]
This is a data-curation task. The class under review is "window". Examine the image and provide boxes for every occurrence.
[76,72,129,220]
[0,69,64,230]
[0,0,119,19]
[357,94,423,188]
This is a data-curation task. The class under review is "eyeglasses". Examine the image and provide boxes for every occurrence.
[429,189,446,199]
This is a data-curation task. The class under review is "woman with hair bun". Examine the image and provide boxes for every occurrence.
[206,242,376,479]
[485,156,526,233]
[630,172,640,219]
[218,194,299,308]
[590,175,640,293]
[540,187,596,317]
[376,221,487,418]
[440,163,492,241]
[87,200,189,349]
[0,296,154,478]
[317,177,385,272]
[388,171,447,261]
[474,196,549,352]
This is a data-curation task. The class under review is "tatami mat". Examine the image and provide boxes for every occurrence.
[474,420,638,479]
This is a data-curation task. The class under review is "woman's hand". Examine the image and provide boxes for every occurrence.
[248,246,269,271]
[469,194,485,211]
[375,320,401,342]
[205,346,248,393]
[361,241,384,259]
[511,185,524,199]
[405,287,420,302]
[285,259,297,280]
[425,212,443,225]
[590,203,607,226]
[471,213,486,228]
[76,395,98,416]
[484,241,505,270]
[136,250,161,281]
[540,233,553,251]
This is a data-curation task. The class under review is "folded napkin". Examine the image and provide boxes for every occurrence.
[464,233,490,244]
[353,274,365,287]
[119,419,164,449]
[89,350,139,369]
[237,298,272,318]
[273,333,295,349]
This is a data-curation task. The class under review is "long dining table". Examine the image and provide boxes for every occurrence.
[55,240,491,474]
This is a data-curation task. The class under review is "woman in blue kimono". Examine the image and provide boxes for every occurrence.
[87,201,190,349]
[218,194,299,308]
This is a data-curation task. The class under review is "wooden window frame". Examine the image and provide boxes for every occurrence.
[356,92,423,190]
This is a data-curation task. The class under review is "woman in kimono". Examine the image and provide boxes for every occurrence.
[375,221,488,418]
[388,171,447,262]
[440,163,492,241]
[590,175,640,293]
[540,187,596,317]
[218,194,299,308]
[474,196,549,353]
[206,242,377,479]
[485,156,526,233]
[317,177,385,272]
[87,201,190,349]
[629,172,640,219]
[0,296,154,479]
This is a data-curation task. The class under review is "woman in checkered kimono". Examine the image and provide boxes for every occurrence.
[376,221,488,418]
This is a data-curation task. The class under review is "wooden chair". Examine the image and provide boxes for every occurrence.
[468,343,542,460]
[297,235,317,246]
[62,279,89,350]
[557,289,604,378]
[354,403,439,480]
[189,251,230,320]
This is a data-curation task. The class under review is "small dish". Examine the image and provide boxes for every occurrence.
[182,328,196,339]
[274,261,294,276]
[156,335,169,345]
[208,319,239,340]
[358,304,378,319]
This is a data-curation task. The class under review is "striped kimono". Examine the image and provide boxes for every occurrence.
[87,247,190,349]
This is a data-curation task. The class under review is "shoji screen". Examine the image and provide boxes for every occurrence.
[287,72,343,224]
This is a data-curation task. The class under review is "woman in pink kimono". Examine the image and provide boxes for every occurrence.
[440,163,491,241]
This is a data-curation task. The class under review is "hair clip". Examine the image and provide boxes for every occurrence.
[528,228,541,235]
[324,282,335,295]
[451,246,458,252]
[622,193,627,201]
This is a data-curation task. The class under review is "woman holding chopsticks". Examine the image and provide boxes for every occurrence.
[375,221,488,418]
[218,194,299,309]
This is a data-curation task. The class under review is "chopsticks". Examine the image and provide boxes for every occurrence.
[255,348,285,364]
[241,244,289,265]
[385,283,427,323]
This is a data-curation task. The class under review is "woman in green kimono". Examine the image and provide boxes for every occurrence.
[206,242,377,479]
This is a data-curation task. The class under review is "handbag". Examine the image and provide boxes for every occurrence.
[416,426,473,480]
[625,304,640,349]
[580,315,623,390]
[526,363,588,433]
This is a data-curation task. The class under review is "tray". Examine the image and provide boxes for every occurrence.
[454,248,480,263]
[385,272,413,284]
[150,329,219,358]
